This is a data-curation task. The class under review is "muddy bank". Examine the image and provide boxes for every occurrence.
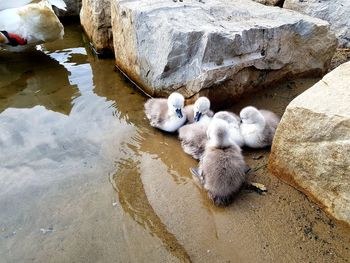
[330,48,350,70]
[0,24,350,263]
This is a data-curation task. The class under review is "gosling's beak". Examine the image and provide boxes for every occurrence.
[176,108,183,118]
[194,111,202,122]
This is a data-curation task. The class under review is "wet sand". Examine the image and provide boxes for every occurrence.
[0,25,349,263]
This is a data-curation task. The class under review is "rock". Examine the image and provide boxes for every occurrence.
[269,62,350,226]
[54,0,82,17]
[111,0,336,102]
[80,0,113,57]
[284,0,350,48]
[252,0,283,6]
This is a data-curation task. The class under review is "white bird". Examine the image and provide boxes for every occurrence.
[0,0,66,11]
[184,96,214,124]
[191,118,247,207]
[213,111,244,147]
[0,0,66,47]
[144,92,187,133]
[239,106,280,148]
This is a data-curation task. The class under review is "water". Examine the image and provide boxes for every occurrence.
[0,24,349,263]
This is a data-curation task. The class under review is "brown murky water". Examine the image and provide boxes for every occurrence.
[0,25,349,263]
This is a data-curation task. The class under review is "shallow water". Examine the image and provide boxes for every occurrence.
[0,25,350,263]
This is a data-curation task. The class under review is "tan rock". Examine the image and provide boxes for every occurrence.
[80,0,113,56]
[269,62,350,226]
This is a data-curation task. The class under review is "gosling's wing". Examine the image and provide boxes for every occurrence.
[214,111,240,124]
[260,109,280,129]
[156,99,170,126]
[179,123,208,159]
[144,98,168,127]
[260,109,281,145]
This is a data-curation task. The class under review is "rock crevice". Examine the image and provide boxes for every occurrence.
[80,0,114,56]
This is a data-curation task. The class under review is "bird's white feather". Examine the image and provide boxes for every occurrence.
[48,0,67,11]
[0,0,32,11]
[0,1,64,45]
[0,0,67,11]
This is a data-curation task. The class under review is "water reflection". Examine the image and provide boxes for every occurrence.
[111,158,192,263]
[0,50,78,114]
[0,23,198,262]
[0,40,134,233]
[83,36,200,261]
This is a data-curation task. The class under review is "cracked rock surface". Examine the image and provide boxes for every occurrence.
[284,0,350,48]
[111,0,336,101]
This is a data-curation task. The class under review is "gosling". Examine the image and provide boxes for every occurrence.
[213,111,244,147]
[178,97,213,159]
[191,119,247,207]
[184,96,213,124]
[144,92,187,133]
[239,106,280,148]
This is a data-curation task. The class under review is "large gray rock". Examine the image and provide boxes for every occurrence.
[269,62,350,226]
[111,0,337,101]
[80,0,113,56]
[54,0,82,17]
[284,0,350,48]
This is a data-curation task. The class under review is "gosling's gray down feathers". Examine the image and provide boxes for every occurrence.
[144,98,168,127]
[213,111,244,147]
[195,119,247,206]
[178,121,210,160]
